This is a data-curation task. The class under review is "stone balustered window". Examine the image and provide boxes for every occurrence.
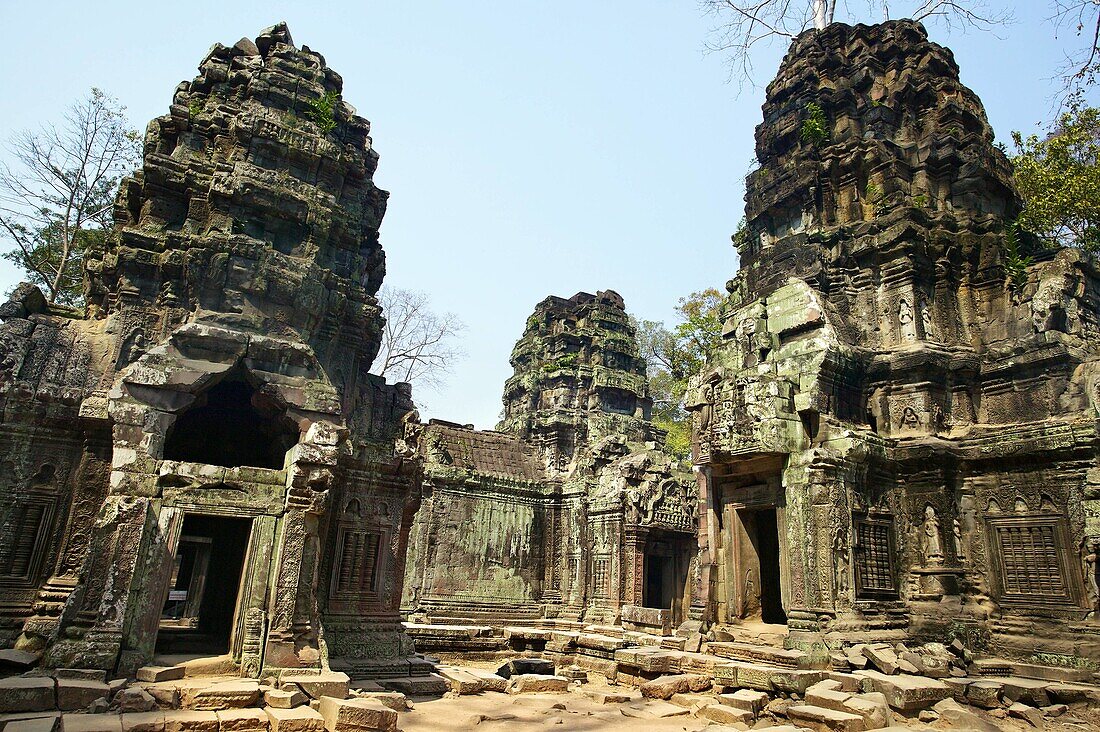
[0,499,53,585]
[593,557,611,599]
[335,529,381,595]
[987,516,1077,606]
[854,516,897,598]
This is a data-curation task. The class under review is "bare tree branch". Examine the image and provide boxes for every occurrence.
[702,0,1010,91]
[372,286,466,396]
[0,88,140,304]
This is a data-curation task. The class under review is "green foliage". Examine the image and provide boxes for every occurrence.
[864,182,886,217]
[911,193,927,209]
[632,288,726,464]
[800,102,829,147]
[732,217,753,248]
[1002,222,1033,293]
[306,90,340,134]
[541,352,578,372]
[0,88,140,304]
[188,101,203,121]
[1011,106,1100,253]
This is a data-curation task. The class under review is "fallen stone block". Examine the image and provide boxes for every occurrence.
[619,700,689,718]
[853,670,948,711]
[698,703,753,725]
[263,706,324,732]
[436,668,484,695]
[862,646,899,675]
[181,681,260,711]
[668,693,709,709]
[0,677,56,713]
[575,688,635,704]
[1046,682,1098,704]
[140,685,179,709]
[279,675,349,702]
[931,698,1000,732]
[0,650,41,672]
[115,688,157,713]
[843,693,892,729]
[494,659,554,679]
[718,688,768,716]
[317,696,396,732]
[996,676,1052,707]
[7,717,59,732]
[461,668,507,693]
[119,712,164,732]
[55,671,107,684]
[1007,701,1043,728]
[639,674,710,700]
[264,690,307,710]
[965,679,1002,708]
[372,676,448,696]
[788,704,866,732]
[61,715,123,732]
[136,669,184,684]
[505,674,568,694]
[162,711,218,732]
[348,693,407,713]
[770,669,829,695]
[216,709,269,732]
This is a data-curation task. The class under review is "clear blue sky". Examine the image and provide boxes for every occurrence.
[0,2,1081,427]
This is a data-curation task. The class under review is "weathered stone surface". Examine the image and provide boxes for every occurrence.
[61,715,123,732]
[120,712,165,732]
[264,690,307,709]
[279,676,347,703]
[7,718,59,732]
[505,674,568,694]
[932,698,1001,732]
[0,678,56,713]
[135,669,184,684]
[262,707,324,732]
[317,697,396,732]
[215,709,269,732]
[640,674,710,700]
[698,703,753,725]
[181,681,260,711]
[494,659,553,679]
[162,711,218,732]
[853,671,948,712]
[0,650,42,671]
[788,704,865,732]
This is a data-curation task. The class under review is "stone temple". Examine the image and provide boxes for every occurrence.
[0,17,1099,732]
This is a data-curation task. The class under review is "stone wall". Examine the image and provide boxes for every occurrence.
[689,20,1100,667]
[403,292,698,631]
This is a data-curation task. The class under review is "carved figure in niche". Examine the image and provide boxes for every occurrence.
[899,405,920,430]
[953,517,965,561]
[919,298,934,339]
[622,490,643,525]
[1082,539,1100,616]
[832,525,850,604]
[898,298,917,341]
[744,568,756,614]
[921,504,944,565]
[699,384,714,431]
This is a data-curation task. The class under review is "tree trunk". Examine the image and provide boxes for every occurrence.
[813,0,828,30]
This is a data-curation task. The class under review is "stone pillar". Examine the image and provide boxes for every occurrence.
[623,525,648,607]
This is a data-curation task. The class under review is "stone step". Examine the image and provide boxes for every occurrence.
[707,641,814,669]
[788,704,866,732]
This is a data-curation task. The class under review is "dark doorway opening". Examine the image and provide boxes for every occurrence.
[163,375,299,469]
[753,508,786,624]
[157,514,251,656]
[644,554,674,610]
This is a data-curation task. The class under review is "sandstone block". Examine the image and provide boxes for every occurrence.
[575,688,635,704]
[7,717,59,732]
[0,677,56,713]
[639,674,710,700]
[264,690,307,709]
[932,698,1000,732]
[505,674,568,694]
[182,682,260,711]
[279,675,348,702]
[436,668,483,695]
[458,668,506,693]
[698,703,753,725]
[216,708,269,732]
[965,680,1003,708]
[162,711,218,732]
[135,669,184,684]
[120,712,164,732]
[862,646,898,675]
[348,693,406,713]
[0,650,41,671]
[494,659,553,679]
[317,696,396,732]
[61,715,123,732]
[718,688,768,715]
[1007,701,1043,728]
[843,693,892,729]
[115,688,157,713]
[853,670,948,711]
[263,707,324,732]
[55,671,107,684]
[788,704,866,732]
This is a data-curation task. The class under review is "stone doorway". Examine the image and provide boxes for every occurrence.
[642,532,693,625]
[726,503,788,625]
[156,514,252,656]
[749,508,786,624]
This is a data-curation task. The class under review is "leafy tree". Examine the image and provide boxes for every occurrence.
[702,0,1009,87]
[0,88,140,305]
[1011,105,1100,252]
[634,288,726,462]
[373,286,466,394]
